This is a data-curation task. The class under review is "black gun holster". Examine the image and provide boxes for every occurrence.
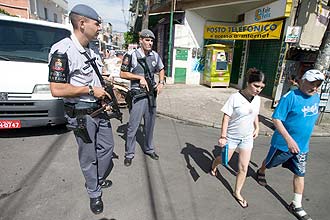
[125,89,154,111]
[66,115,92,143]
[125,90,134,111]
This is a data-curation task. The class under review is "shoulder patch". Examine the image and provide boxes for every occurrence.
[123,56,130,65]
[121,53,132,72]
[48,52,69,83]
[53,58,64,71]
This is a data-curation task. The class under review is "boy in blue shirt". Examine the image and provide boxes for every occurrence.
[256,69,325,220]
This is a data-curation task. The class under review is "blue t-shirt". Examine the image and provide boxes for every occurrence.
[271,89,320,153]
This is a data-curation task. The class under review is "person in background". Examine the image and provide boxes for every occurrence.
[211,68,266,208]
[288,74,299,91]
[256,69,325,220]
[120,29,165,167]
[104,49,122,79]
[48,4,114,215]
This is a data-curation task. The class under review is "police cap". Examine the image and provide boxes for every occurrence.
[140,29,155,39]
[70,4,102,23]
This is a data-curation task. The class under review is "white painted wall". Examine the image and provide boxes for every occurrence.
[169,10,206,85]
[185,10,205,47]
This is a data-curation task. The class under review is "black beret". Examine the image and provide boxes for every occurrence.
[70,4,102,23]
[140,29,155,39]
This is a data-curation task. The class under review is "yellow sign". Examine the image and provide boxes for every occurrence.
[204,20,283,40]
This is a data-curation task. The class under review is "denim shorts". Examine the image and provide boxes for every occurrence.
[265,146,308,177]
[227,136,254,150]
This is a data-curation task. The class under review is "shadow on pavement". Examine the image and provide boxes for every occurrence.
[117,122,145,153]
[250,170,289,209]
[0,124,70,138]
[181,143,214,182]
[181,143,288,209]
[259,114,275,131]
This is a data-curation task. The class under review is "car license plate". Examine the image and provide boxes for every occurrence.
[0,120,21,129]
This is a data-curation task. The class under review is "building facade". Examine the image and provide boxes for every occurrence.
[0,0,68,24]
[137,0,330,107]
[0,0,30,18]
[29,0,68,24]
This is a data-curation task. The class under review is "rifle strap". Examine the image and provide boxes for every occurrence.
[135,49,153,81]
[82,50,123,122]
[81,51,106,87]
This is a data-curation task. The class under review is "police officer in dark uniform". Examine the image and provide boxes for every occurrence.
[120,29,165,166]
[48,4,114,215]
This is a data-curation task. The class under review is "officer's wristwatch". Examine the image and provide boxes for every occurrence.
[159,80,165,85]
[88,85,94,96]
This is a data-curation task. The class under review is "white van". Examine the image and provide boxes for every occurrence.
[0,15,71,128]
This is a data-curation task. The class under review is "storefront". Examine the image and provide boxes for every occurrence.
[231,0,292,98]
[272,0,330,109]
[204,20,285,96]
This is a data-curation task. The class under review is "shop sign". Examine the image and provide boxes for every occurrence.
[245,0,291,23]
[285,26,301,43]
[204,21,283,40]
[175,48,188,61]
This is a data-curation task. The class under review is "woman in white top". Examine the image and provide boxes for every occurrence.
[211,68,266,208]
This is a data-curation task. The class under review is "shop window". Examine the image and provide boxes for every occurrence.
[54,13,58,23]
[44,8,48,20]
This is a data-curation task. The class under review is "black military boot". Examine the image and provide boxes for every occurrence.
[90,196,103,214]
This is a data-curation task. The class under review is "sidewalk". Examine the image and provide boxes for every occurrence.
[157,84,330,137]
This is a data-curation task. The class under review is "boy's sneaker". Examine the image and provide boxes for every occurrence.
[288,202,312,220]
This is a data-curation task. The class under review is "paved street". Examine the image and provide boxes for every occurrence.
[0,109,329,220]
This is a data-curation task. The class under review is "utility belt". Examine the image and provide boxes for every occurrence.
[64,102,102,144]
[125,88,153,110]
[64,102,101,118]
[130,89,148,98]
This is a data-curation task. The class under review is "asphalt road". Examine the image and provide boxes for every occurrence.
[0,109,329,220]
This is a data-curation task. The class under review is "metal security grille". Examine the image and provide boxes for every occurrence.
[246,39,282,97]
[230,40,244,85]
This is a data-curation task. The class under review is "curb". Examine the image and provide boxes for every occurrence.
[157,111,274,136]
[156,111,330,137]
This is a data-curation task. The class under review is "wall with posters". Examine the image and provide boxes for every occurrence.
[170,23,201,85]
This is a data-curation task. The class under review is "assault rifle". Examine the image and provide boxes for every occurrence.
[82,52,122,122]
[89,84,123,122]
[136,57,157,108]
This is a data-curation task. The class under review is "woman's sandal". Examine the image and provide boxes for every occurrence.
[256,169,267,186]
[233,193,248,208]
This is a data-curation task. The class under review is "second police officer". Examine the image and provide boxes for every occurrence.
[120,29,165,166]
[48,4,115,215]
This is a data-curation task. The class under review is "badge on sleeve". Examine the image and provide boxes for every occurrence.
[54,59,64,71]
[121,53,131,72]
[48,51,69,83]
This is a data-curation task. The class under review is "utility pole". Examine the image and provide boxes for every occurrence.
[141,0,150,29]
[121,0,129,31]
[131,0,140,29]
[315,22,330,124]
[315,25,330,72]
[167,0,176,77]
